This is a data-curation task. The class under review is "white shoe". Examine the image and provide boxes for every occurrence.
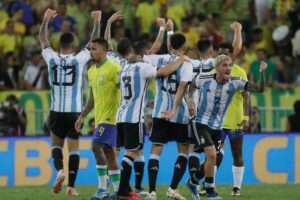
[145,191,157,200]
[166,187,186,200]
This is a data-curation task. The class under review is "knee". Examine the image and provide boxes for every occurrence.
[205,147,217,162]
[92,143,100,155]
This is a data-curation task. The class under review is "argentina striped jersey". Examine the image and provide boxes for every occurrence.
[194,73,247,130]
[144,54,193,124]
[107,51,128,68]
[117,62,157,123]
[42,47,90,113]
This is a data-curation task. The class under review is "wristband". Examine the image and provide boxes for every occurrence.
[167,31,174,36]
[243,116,249,121]
[159,26,165,31]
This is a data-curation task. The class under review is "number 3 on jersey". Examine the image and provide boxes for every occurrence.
[161,72,178,94]
[122,76,132,100]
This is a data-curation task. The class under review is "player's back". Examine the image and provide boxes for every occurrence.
[42,47,90,113]
[144,54,193,124]
[117,62,156,123]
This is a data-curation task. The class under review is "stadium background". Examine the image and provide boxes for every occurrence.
[0,0,300,196]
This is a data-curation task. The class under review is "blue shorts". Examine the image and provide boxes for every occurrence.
[92,123,117,147]
[221,129,244,141]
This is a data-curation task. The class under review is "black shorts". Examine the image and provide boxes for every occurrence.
[117,123,144,151]
[48,111,80,140]
[150,118,189,145]
[191,123,222,152]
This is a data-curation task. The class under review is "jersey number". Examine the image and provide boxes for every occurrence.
[161,73,178,94]
[52,65,76,86]
[122,76,132,100]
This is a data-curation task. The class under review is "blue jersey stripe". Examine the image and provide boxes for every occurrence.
[71,59,79,112]
[207,83,224,128]
[177,103,184,124]
[126,67,141,122]
[219,83,235,129]
[196,81,211,122]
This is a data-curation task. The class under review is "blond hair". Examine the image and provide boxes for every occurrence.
[215,54,232,67]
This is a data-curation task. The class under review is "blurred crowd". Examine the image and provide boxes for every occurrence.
[0,0,300,135]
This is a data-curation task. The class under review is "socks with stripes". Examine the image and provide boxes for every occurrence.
[68,151,80,187]
[134,155,145,190]
[148,154,160,192]
[170,153,188,190]
[51,146,63,171]
[118,156,134,196]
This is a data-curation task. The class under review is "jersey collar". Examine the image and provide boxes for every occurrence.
[96,58,108,68]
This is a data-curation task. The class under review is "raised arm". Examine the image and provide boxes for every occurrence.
[162,81,189,120]
[148,18,166,54]
[39,8,57,49]
[231,21,242,59]
[246,61,267,92]
[75,88,94,133]
[104,11,124,51]
[86,11,102,47]
[156,55,190,77]
[165,19,174,54]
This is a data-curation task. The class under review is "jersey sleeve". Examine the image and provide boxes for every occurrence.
[141,63,157,78]
[180,62,193,83]
[75,48,91,66]
[233,78,248,91]
[107,51,118,61]
[195,73,211,88]
[113,63,122,85]
[41,47,57,63]
[143,54,169,67]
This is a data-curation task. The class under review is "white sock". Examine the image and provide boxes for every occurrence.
[213,166,217,186]
[96,165,107,190]
[108,169,120,192]
[232,165,244,189]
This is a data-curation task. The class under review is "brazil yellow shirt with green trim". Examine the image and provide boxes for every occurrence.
[88,59,122,125]
[211,64,248,129]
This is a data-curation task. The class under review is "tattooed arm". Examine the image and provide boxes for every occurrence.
[86,11,102,47]
[246,61,267,92]
[104,11,123,51]
[148,18,166,54]
[39,8,57,49]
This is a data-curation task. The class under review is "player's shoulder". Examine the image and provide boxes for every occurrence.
[107,59,122,70]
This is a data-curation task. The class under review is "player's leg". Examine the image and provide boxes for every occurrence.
[90,123,111,200]
[134,149,147,195]
[229,131,244,196]
[146,118,168,200]
[188,120,201,181]
[117,122,143,200]
[48,111,66,194]
[66,137,79,196]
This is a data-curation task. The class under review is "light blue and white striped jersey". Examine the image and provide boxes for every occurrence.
[107,51,128,68]
[42,47,90,113]
[190,58,215,115]
[144,54,193,124]
[117,62,157,123]
[194,73,247,130]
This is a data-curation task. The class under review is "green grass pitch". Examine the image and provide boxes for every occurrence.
[1,184,299,200]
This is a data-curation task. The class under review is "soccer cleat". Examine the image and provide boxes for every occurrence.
[145,191,157,200]
[198,183,206,196]
[206,191,223,200]
[186,179,200,200]
[231,187,241,196]
[66,187,78,196]
[166,187,186,200]
[129,191,141,199]
[53,169,65,193]
[108,192,118,200]
[118,192,141,200]
[90,188,109,200]
[134,188,149,196]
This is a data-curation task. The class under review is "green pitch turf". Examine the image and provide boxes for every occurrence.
[1,184,299,200]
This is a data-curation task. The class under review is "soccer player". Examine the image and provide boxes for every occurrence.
[74,38,121,200]
[164,54,267,200]
[217,43,249,196]
[39,8,101,196]
[143,32,193,200]
[117,40,190,200]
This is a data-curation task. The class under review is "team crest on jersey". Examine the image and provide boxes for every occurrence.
[215,88,222,97]
[99,75,104,84]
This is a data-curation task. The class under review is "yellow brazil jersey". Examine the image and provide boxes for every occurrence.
[210,64,247,129]
[88,59,122,125]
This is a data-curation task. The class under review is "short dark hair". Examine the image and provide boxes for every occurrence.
[197,39,212,53]
[219,43,233,53]
[294,100,300,114]
[117,38,132,56]
[59,32,74,49]
[132,41,148,56]
[6,94,18,103]
[91,38,109,51]
[170,33,186,50]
